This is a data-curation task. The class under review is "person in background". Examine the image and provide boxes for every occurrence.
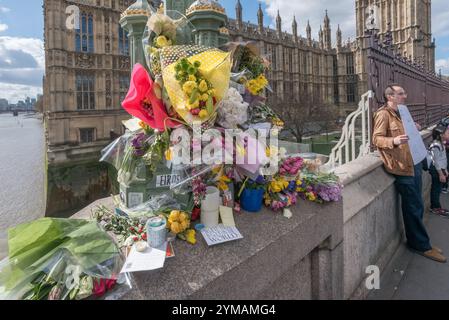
[440,117,449,194]
[428,124,449,216]
[372,84,446,263]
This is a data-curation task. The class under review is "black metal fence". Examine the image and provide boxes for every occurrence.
[366,30,449,127]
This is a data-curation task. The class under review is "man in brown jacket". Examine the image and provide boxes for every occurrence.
[373,84,446,263]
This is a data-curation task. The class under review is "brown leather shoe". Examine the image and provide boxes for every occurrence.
[418,248,447,263]
[433,246,444,254]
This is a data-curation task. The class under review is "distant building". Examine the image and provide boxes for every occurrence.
[0,99,8,111]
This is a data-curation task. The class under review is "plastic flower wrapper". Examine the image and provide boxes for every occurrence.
[103,130,151,186]
[0,218,128,300]
[122,63,182,132]
[224,41,272,96]
[160,45,231,126]
[143,10,194,78]
[99,130,136,172]
[217,87,249,129]
[297,172,343,203]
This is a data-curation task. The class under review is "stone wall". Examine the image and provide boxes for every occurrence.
[69,130,434,299]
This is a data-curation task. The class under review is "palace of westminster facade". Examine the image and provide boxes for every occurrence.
[43,0,435,165]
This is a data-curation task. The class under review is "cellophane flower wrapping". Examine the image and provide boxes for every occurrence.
[0,218,128,300]
[143,10,194,79]
[160,45,231,126]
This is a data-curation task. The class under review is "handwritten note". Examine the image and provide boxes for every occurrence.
[398,105,427,165]
[120,242,167,273]
[219,206,235,227]
[201,224,243,246]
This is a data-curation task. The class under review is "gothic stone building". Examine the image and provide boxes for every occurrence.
[43,0,160,165]
[43,0,436,165]
[42,0,435,213]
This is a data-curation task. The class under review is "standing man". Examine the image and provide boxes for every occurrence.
[372,84,446,263]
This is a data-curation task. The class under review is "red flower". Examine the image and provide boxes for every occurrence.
[92,279,107,297]
[191,207,201,221]
[122,64,180,131]
[92,278,117,298]
[142,233,147,241]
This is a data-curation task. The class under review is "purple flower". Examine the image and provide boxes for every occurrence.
[255,175,266,184]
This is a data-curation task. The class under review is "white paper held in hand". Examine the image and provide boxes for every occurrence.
[398,105,427,165]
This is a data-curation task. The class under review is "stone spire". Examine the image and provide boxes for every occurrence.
[236,0,243,30]
[336,24,342,48]
[319,25,324,48]
[257,3,264,33]
[323,10,332,50]
[292,15,298,42]
[306,20,312,46]
[276,10,282,38]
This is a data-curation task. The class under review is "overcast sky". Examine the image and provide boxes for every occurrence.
[0,0,447,103]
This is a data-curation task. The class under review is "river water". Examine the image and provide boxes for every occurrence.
[0,113,46,259]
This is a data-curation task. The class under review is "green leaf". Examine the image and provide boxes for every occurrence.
[189,89,199,105]
[206,95,214,115]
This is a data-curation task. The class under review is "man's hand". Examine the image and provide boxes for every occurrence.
[415,122,422,131]
[440,173,447,183]
[393,135,409,146]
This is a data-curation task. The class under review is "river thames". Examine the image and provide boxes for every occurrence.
[0,113,46,259]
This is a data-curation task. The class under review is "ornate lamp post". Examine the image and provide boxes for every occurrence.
[186,0,229,47]
[120,0,152,70]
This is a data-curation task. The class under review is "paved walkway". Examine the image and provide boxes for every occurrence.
[368,193,449,300]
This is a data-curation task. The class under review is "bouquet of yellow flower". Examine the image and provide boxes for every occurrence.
[175,58,216,120]
[246,74,269,96]
[160,45,231,126]
[165,210,196,245]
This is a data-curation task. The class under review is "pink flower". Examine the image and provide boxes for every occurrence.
[122,64,180,131]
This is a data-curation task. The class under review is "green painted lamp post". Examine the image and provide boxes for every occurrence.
[185,0,229,47]
[120,0,152,70]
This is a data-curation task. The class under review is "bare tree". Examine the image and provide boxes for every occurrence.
[270,88,340,143]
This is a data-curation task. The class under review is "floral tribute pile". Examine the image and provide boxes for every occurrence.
[0,7,343,300]
[99,8,344,245]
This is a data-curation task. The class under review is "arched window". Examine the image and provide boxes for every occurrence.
[76,13,94,53]
[119,26,129,55]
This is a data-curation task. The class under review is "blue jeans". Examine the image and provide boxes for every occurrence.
[393,163,432,252]
[429,165,442,209]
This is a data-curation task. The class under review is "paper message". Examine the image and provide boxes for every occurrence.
[398,105,427,165]
[120,242,167,273]
[219,206,235,227]
[201,224,243,246]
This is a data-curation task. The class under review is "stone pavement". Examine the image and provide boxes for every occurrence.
[368,192,449,300]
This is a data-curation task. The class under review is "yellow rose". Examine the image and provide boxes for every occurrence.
[156,35,169,48]
[188,75,197,82]
[182,81,197,95]
[199,80,208,93]
[199,109,209,119]
[185,229,196,245]
[188,100,200,109]
[169,210,181,223]
[200,94,209,102]
[170,221,182,234]
[181,219,190,231]
[178,212,188,223]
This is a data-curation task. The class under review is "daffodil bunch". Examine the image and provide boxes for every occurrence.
[246,74,269,96]
[174,58,217,119]
[268,176,289,193]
